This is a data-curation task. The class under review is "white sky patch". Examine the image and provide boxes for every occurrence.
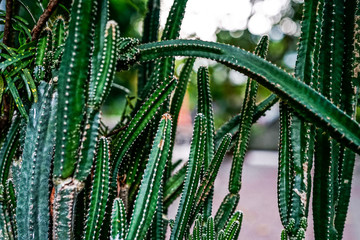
[160,0,290,40]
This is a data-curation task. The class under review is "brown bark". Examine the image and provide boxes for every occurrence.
[31,0,60,41]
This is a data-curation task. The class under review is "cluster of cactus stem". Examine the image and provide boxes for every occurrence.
[0,0,360,239]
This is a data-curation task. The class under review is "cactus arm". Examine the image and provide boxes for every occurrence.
[52,16,66,50]
[277,102,292,227]
[125,113,172,240]
[229,36,268,194]
[206,217,215,240]
[54,0,95,179]
[170,114,206,240]
[83,137,111,240]
[197,67,215,170]
[138,39,360,154]
[214,193,240,233]
[111,198,128,240]
[190,134,232,222]
[75,21,119,182]
[110,79,177,186]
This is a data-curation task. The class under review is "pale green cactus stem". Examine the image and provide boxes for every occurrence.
[16,82,57,240]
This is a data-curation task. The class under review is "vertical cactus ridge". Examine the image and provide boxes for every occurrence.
[206,216,215,240]
[83,137,111,240]
[75,20,119,182]
[149,184,165,240]
[229,36,268,194]
[125,113,172,240]
[170,114,206,240]
[138,39,360,154]
[334,2,359,237]
[277,102,292,227]
[88,0,109,88]
[34,28,53,82]
[52,16,66,51]
[54,0,95,179]
[110,78,177,187]
[190,134,232,223]
[279,0,319,236]
[197,67,215,170]
[196,66,215,218]
[16,82,56,240]
[168,58,195,161]
[138,0,189,106]
[138,0,160,92]
[294,0,318,86]
[111,198,128,240]
[223,211,242,240]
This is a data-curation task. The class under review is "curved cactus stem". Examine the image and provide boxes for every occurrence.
[214,193,240,233]
[111,198,128,240]
[125,113,172,240]
[170,114,206,240]
[138,39,360,154]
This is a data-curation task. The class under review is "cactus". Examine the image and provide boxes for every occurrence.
[1,0,360,239]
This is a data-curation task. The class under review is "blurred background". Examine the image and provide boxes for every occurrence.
[8,0,360,238]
